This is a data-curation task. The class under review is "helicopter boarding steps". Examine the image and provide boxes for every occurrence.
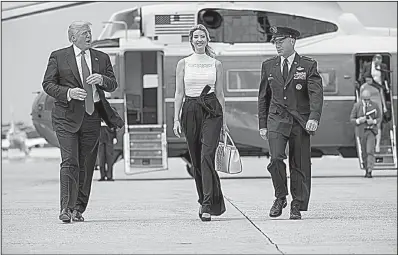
[356,127,397,170]
[123,124,168,175]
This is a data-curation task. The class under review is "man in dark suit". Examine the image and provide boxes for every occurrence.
[359,54,390,94]
[42,21,123,223]
[98,120,117,181]
[258,26,324,220]
[350,89,382,178]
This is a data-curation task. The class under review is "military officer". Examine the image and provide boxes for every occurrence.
[258,26,324,220]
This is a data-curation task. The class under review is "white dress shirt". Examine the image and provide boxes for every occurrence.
[67,45,99,102]
[371,61,382,86]
[280,52,296,74]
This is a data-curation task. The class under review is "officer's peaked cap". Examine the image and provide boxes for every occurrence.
[270,26,300,39]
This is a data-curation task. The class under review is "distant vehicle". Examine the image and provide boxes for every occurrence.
[2,121,48,153]
[31,2,397,175]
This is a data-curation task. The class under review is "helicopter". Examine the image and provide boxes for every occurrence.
[30,2,397,176]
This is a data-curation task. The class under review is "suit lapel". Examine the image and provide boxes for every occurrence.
[90,49,100,74]
[272,57,284,85]
[285,53,300,86]
[360,101,365,116]
[367,102,376,115]
[66,46,83,87]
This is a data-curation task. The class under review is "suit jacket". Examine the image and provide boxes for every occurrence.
[258,53,324,136]
[350,99,381,136]
[42,45,124,132]
[360,62,390,86]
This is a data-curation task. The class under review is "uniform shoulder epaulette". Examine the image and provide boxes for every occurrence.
[300,55,316,62]
[265,56,278,62]
[263,56,278,64]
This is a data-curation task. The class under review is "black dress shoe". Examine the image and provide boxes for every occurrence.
[72,210,84,222]
[98,178,106,182]
[107,178,114,181]
[364,171,373,178]
[289,204,302,220]
[59,208,72,223]
[269,198,287,218]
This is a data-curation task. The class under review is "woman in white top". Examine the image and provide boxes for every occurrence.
[173,24,227,221]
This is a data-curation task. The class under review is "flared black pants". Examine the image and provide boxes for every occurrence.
[181,90,226,216]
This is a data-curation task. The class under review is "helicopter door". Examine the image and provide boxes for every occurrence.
[122,48,167,175]
[354,53,397,170]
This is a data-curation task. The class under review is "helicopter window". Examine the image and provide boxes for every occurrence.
[319,69,337,93]
[227,69,337,93]
[198,9,338,43]
[227,70,260,91]
[107,53,124,99]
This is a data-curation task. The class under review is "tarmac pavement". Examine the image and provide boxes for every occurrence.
[1,148,397,254]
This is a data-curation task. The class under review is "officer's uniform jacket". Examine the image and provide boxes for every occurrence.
[258,53,324,136]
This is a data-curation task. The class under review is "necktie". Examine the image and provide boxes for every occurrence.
[283,58,289,82]
[81,51,94,115]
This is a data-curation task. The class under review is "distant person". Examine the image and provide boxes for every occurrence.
[360,73,386,152]
[98,120,117,181]
[258,26,323,220]
[42,21,123,223]
[360,54,390,94]
[95,91,112,173]
[350,89,382,178]
[173,24,227,222]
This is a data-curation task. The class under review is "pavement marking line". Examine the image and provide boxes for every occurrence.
[224,195,285,255]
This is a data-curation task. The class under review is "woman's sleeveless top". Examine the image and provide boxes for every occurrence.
[183,53,216,97]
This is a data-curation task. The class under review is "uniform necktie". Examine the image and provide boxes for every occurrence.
[81,51,94,115]
[283,58,289,82]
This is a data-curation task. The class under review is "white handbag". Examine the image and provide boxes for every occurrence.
[215,131,242,174]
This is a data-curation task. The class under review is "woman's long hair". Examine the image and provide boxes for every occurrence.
[188,24,216,58]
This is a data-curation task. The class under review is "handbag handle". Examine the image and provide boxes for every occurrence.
[223,131,236,149]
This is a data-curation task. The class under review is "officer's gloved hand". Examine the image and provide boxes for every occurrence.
[306,119,319,132]
[259,128,267,140]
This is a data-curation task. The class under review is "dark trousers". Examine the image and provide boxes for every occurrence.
[267,120,311,211]
[181,93,226,215]
[99,141,114,179]
[55,109,100,213]
[360,130,376,172]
